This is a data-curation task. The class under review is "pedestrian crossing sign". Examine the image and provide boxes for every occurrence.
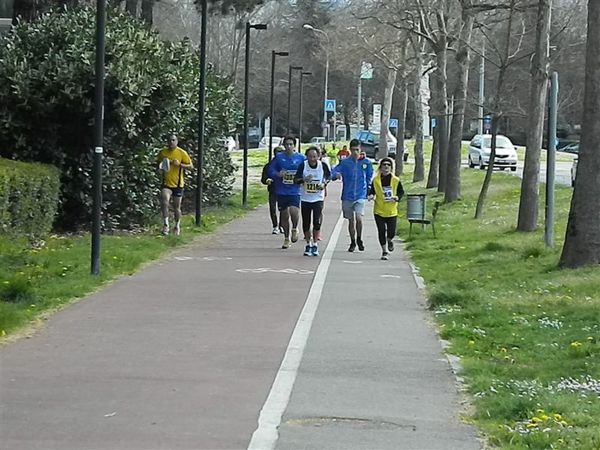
[324,99,336,112]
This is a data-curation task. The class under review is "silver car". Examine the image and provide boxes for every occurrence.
[468,134,518,171]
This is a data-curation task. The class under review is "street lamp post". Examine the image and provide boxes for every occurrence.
[287,65,303,134]
[195,0,208,226]
[298,71,312,145]
[91,0,106,275]
[303,24,330,140]
[269,50,289,160]
[243,22,267,207]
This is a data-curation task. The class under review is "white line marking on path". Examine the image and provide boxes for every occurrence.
[247,211,345,450]
[380,274,402,279]
[236,268,314,275]
[342,260,363,264]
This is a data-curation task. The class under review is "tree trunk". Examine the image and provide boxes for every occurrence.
[141,0,153,25]
[125,0,137,16]
[434,43,449,193]
[413,66,425,182]
[426,73,439,188]
[445,7,474,203]
[559,1,600,268]
[517,0,552,231]
[395,79,408,176]
[379,67,397,159]
[475,117,500,218]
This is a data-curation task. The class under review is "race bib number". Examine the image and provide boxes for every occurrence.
[283,170,295,185]
[305,182,320,193]
[383,186,394,202]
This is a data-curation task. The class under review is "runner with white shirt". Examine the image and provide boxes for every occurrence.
[294,146,331,256]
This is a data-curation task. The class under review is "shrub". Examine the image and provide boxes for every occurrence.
[0,6,242,230]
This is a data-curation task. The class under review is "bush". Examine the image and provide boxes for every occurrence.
[0,7,242,230]
[0,157,61,237]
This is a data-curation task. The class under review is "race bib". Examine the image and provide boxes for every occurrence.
[283,170,295,185]
[383,186,394,202]
[305,182,320,193]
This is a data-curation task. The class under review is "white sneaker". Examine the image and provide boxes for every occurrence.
[272,227,279,234]
[174,225,181,236]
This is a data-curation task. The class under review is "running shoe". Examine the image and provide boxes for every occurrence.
[161,224,169,236]
[357,239,365,251]
[272,227,279,234]
[174,224,181,236]
[282,238,291,249]
[387,239,394,252]
[303,244,312,256]
[311,245,319,257]
[381,252,389,260]
[348,242,356,252]
[279,226,285,234]
[291,228,299,243]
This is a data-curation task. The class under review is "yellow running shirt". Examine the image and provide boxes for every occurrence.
[156,146,192,188]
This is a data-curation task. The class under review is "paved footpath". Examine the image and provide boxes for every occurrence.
[0,182,481,450]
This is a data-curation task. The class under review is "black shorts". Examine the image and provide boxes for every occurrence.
[163,186,184,198]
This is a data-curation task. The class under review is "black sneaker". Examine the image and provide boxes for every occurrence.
[348,242,356,252]
[357,239,365,251]
[381,252,389,260]
[387,239,394,252]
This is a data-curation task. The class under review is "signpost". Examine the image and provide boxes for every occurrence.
[389,118,399,128]
[324,99,336,112]
[372,104,382,132]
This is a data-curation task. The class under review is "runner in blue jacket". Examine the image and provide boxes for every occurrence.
[268,136,306,249]
[331,138,374,252]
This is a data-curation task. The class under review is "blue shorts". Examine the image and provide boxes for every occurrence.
[277,194,301,210]
[162,186,184,198]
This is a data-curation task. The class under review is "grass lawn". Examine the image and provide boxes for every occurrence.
[399,143,599,449]
[0,186,267,342]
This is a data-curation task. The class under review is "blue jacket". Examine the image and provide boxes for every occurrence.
[268,151,305,196]
[332,156,374,201]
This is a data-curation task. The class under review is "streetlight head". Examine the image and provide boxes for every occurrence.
[302,71,312,76]
[275,51,289,57]
[250,23,267,30]
[303,24,314,30]
[291,65,303,70]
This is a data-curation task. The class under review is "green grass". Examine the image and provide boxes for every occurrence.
[0,186,267,340]
[399,145,600,449]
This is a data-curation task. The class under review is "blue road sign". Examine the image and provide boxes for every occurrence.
[324,99,336,112]
[389,118,399,128]
[431,117,437,128]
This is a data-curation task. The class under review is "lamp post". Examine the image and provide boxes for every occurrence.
[243,21,267,207]
[269,50,289,160]
[91,0,106,275]
[287,65,303,134]
[195,0,208,226]
[298,71,312,145]
[303,24,330,140]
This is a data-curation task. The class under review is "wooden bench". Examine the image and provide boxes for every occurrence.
[408,201,441,238]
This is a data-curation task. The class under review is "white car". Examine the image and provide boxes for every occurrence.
[571,158,578,187]
[310,137,327,148]
[258,136,282,150]
[468,134,518,171]
[219,136,236,152]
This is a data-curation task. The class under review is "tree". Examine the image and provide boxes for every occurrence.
[559,0,600,268]
[516,0,552,231]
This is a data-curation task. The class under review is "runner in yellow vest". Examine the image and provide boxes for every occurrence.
[368,157,404,260]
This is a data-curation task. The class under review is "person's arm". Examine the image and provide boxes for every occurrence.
[268,157,280,179]
[261,163,271,185]
[294,163,305,184]
[366,162,374,191]
[369,183,375,197]
[322,163,331,182]
[331,163,342,181]
[396,180,405,201]
[173,151,193,170]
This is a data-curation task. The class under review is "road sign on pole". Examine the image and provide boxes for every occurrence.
[324,99,336,112]
[389,118,399,128]
[360,62,373,79]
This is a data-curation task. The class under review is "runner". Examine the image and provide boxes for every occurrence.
[268,136,305,249]
[295,146,331,257]
[331,138,373,252]
[261,145,284,234]
[336,144,350,161]
[368,157,404,260]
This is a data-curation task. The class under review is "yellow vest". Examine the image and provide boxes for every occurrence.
[373,174,400,217]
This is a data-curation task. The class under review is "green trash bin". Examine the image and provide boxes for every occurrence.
[407,194,427,221]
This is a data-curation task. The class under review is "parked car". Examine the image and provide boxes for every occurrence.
[354,130,408,161]
[468,134,518,171]
[219,136,236,152]
[571,157,578,187]
[309,137,327,148]
[561,142,579,154]
[258,136,283,150]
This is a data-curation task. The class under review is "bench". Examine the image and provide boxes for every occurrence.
[408,200,441,238]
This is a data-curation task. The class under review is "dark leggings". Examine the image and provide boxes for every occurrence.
[374,214,397,246]
[268,191,278,227]
[301,201,324,233]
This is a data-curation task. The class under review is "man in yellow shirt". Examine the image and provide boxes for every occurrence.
[156,133,193,235]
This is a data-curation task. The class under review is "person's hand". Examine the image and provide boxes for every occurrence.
[278,169,286,178]
[392,196,399,202]
[172,159,181,167]
[266,178,273,185]
[368,194,374,201]
[317,183,324,191]
[304,174,313,182]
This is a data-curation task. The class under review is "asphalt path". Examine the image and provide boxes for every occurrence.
[0,182,480,450]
